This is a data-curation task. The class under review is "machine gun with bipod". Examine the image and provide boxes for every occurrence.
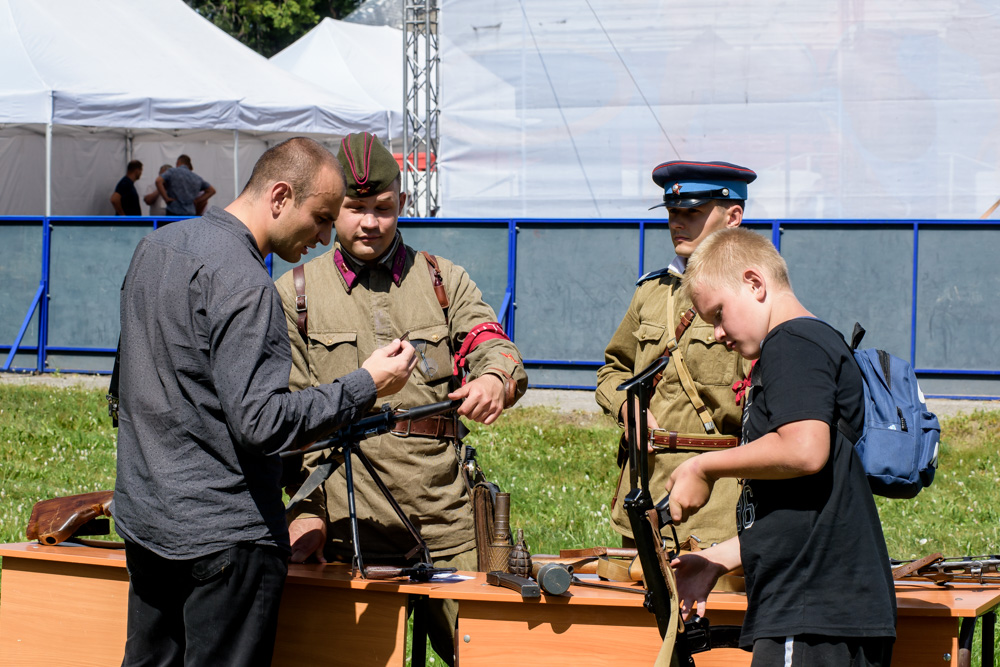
[281,399,462,578]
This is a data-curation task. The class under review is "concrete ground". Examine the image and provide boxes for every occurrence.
[1,372,996,419]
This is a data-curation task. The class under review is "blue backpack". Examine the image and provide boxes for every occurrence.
[838,323,941,499]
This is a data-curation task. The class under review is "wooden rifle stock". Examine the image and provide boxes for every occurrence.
[26,490,114,546]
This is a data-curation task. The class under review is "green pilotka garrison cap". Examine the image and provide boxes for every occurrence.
[337,132,400,198]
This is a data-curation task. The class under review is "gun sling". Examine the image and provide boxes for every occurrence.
[648,429,737,451]
[390,414,459,439]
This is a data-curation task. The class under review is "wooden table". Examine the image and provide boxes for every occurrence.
[0,542,428,667]
[430,573,1000,666]
[2,542,999,666]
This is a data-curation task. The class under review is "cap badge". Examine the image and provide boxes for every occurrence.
[672,183,682,195]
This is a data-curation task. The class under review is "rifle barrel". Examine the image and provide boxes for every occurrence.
[281,399,463,458]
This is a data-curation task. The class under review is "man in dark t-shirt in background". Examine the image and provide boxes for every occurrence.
[666,228,895,666]
[110,160,142,216]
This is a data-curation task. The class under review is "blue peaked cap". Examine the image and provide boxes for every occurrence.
[650,160,757,210]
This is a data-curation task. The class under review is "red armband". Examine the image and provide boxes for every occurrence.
[453,322,512,384]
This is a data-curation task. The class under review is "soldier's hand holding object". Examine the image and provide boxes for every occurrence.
[619,400,661,452]
[288,516,327,564]
[362,338,418,397]
[449,374,505,425]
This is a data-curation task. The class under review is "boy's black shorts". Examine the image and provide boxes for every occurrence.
[751,635,894,667]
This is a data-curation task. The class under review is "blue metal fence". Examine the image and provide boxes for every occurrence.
[2,215,998,398]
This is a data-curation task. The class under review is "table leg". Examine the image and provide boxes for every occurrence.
[982,611,995,667]
[411,594,428,666]
[958,617,975,667]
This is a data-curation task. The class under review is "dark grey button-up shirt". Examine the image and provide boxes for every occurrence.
[162,165,211,216]
[112,207,376,559]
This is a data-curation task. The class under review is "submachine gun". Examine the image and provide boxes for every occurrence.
[618,358,740,665]
[281,399,463,580]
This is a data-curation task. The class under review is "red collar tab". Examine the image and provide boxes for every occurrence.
[333,249,358,292]
[732,359,757,404]
[452,322,512,383]
[391,243,406,286]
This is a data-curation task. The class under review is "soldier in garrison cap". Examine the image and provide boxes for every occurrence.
[275,132,527,666]
[596,160,757,551]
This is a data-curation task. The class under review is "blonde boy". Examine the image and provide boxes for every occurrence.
[666,228,896,666]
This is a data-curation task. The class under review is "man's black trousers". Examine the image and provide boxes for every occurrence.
[121,540,288,667]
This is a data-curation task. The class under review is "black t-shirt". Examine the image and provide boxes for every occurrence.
[737,317,896,647]
[114,176,141,216]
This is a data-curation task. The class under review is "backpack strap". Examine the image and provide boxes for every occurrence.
[837,417,860,445]
[292,264,308,338]
[420,251,449,317]
[849,322,866,351]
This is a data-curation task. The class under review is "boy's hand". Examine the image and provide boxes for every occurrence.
[665,455,714,523]
[361,339,417,397]
[449,374,505,425]
[671,537,740,620]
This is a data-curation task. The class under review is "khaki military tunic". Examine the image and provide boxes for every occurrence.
[275,236,527,559]
[596,266,747,547]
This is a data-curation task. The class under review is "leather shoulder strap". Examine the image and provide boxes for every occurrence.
[420,251,450,313]
[293,264,308,338]
[655,283,717,433]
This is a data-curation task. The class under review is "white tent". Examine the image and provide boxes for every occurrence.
[439,0,1000,219]
[0,0,389,216]
[271,19,403,142]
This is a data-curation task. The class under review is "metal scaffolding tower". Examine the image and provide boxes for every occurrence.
[402,0,439,217]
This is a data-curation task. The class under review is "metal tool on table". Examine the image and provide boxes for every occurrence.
[486,571,540,598]
[365,563,457,582]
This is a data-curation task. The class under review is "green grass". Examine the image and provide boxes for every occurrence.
[465,408,622,554]
[0,385,119,546]
[2,384,1000,663]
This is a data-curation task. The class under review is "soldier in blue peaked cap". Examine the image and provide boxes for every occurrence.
[651,160,757,210]
[596,159,756,551]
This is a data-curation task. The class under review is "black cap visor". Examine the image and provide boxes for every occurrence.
[648,196,713,211]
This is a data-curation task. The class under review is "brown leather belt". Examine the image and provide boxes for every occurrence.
[648,428,738,452]
[391,415,459,439]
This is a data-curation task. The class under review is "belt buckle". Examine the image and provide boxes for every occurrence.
[390,419,412,437]
[295,294,307,313]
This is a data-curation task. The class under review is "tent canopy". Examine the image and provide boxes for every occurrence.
[0,0,399,216]
[0,0,383,134]
[439,0,1000,219]
[271,18,402,140]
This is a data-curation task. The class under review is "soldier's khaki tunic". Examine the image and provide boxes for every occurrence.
[275,236,527,559]
[596,266,747,547]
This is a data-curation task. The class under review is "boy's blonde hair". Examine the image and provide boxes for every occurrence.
[682,227,791,296]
